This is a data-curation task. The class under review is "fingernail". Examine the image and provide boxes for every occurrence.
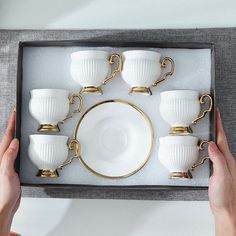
[208,141,217,152]
[9,138,19,150]
[13,107,16,112]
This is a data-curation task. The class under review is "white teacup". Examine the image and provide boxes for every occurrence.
[104,50,174,95]
[29,89,83,132]
[158,135,209,179]
[28,135,80,177]
[70,50,122,94]
[160,90,213,134]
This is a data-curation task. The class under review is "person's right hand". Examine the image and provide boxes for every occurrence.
[208,110,236,236]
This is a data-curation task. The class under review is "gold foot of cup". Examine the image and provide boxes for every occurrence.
[170,171,192,179]
[38,124,60,132]
[80,86,102,94]
[129,87,152,95]
[37,169,59,178]
[169,126,193,134]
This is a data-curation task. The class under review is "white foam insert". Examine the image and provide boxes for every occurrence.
[20,46,212,186]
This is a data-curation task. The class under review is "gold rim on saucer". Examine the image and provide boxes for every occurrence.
[129,86,152,95]
[37,169,59,178]
[169,126,193,134]
[73,99,154,179]
[80,86,102,94]
[38,124,60,132]
[170,171,192,179]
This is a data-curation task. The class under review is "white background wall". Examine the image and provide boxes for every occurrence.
[1,0,236,235]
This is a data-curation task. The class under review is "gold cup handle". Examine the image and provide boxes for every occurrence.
[102,53,123,85]
[191,140,210,171]
[152,57,175,87]
[192,94,213,125]
[60,94,83,124]
[58,139,81,170]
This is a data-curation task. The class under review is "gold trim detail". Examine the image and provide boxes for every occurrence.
[192,94,213,124]
[37,169,59,178]
[170,171,192,179]
[37,124,60,132]
[191,140,210,171]
[80,86,102,94]
[102,53,123,85]
[129,86,152,95]
[58,139,81,170]
[191,157,209,171]
[73,99,154,179]
[169,126,193,134]
[152,57,175,87]
[60,94,83,123]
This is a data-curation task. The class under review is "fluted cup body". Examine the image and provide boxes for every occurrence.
[29,89,70,125]
[121,50,162,87]
[158,135,199,173]
[28,135,68,171]
[70,50,111,87]
[160,90,200,127]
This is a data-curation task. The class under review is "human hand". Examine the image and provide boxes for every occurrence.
[208,110,236,236]
[0,111,20,236]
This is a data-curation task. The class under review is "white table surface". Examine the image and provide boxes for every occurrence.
[1,0,236,235]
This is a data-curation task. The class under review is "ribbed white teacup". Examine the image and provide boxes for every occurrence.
[28,135,80,178]
[158,135,209,179]
[70,50,122,94]
[120,50,174,95]
[160,90,213,134]
[29,89,82,132]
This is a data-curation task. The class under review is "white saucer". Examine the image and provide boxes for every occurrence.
[74,100,154,178]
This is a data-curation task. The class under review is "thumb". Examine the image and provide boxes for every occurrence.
[208,141,228,175]
[1,139,19,172]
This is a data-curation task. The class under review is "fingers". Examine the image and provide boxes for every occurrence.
[208,141,229,176]
[216,110,235,168]
[0,111,16,161]
[1,139,19,173]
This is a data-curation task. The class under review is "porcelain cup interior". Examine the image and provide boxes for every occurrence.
[29,89,70,125]
[70,50,111,87]
[121,50,162,88]
[28,134,69,172]
[160,90,201,127]
[158,135,202,174]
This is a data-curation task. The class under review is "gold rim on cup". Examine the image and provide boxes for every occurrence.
[129,87,152,95]
[80,86,103,94]
[170,171,193,179]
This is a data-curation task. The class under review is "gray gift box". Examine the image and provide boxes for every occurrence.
[1,28,235,200]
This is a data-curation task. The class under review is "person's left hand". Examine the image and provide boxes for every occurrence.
[0,111,20,218]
